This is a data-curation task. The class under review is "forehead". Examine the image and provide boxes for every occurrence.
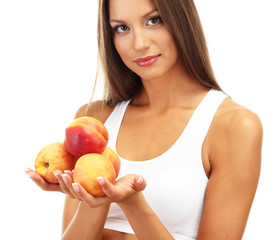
[108,0,157,19]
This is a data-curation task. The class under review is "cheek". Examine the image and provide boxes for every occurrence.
[159,31,179,58]
[113,38,130,62]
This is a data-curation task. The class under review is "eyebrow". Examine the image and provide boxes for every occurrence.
[109,8,158,24]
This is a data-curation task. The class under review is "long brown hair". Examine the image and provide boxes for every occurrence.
[97,0,222,106]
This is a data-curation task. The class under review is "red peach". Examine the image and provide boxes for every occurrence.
[64,117,109,157]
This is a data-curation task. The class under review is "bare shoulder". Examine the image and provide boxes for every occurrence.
[208,97,263,167]
[212,97,263,140]
[75,100,114,124]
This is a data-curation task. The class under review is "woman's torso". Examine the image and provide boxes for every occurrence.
[99,89,228,239]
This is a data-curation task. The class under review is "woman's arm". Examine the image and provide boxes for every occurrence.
[62,197,110,240]
[27,152,111,240]
[118,193,174,240]
[60,175,111,240]
[26,100,115,239]
[61,101,114,239]
[197,106,263,239]
[62,196,80,233]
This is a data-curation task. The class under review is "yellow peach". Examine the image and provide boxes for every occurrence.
[35,142,77,183]
[101,147,121,178]
[73,153,116,197]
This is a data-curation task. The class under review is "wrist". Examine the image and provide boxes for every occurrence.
[76,201,110,219]
[116,192,173,240]
[117,192,145,210]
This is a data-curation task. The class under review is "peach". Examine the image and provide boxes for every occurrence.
[101,147,121,178]
[73,153,116,197]
[64,117,109,157]
[35,142,78,183]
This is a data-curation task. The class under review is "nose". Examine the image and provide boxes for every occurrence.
[132,28,150,51]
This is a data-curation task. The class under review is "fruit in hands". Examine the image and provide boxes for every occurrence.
[64,117,109,157]
[101,147,121,178]
[73,154,116,197]
[73,147,120,196]
[35,142,78,183]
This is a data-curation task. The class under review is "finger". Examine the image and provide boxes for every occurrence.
[133,175,146,191]
[72,183,111,208]
[57,172,81,199]
[25,168,34,175]
[63,170,73,177]
[62,170,79,199]
[54,170,73,195]
[60,173,83,201]
[97,177,119,199]
[25,168,36,181]
[25,168,60,192]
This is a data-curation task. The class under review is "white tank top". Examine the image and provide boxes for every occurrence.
[104,89,227,240]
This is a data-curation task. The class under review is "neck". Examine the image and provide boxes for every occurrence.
[132,65,208,110]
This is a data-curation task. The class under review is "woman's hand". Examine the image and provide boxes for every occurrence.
[98,174,146,203]
[25,168,78,199]
[26,168,146,207]
[70,174,147,208]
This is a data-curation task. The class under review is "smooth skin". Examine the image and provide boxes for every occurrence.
[26,0,263,239]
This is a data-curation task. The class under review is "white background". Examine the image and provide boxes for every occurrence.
[0,0,279,239]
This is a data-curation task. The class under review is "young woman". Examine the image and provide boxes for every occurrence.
[26,0,263,239]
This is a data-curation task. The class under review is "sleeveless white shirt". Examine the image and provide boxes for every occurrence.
[104,89,227,240]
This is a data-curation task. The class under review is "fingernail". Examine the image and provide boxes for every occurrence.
[97,177,105,186]
[61,174,68,184]
[137,176,143,184]
[27,174,32,179]
[72,183,80,192]
[53,171,59,178]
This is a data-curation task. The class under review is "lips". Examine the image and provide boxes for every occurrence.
[134,54,161,67]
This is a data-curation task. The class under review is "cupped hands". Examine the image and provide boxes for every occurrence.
[25,168,146,208]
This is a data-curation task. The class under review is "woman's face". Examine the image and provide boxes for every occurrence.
[108,0,180,81]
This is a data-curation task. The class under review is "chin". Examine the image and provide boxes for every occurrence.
[133,66,162,79]
[138,68,173,82]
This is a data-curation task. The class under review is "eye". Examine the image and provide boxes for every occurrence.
[112,25,130,33]
[146,16,162,26]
